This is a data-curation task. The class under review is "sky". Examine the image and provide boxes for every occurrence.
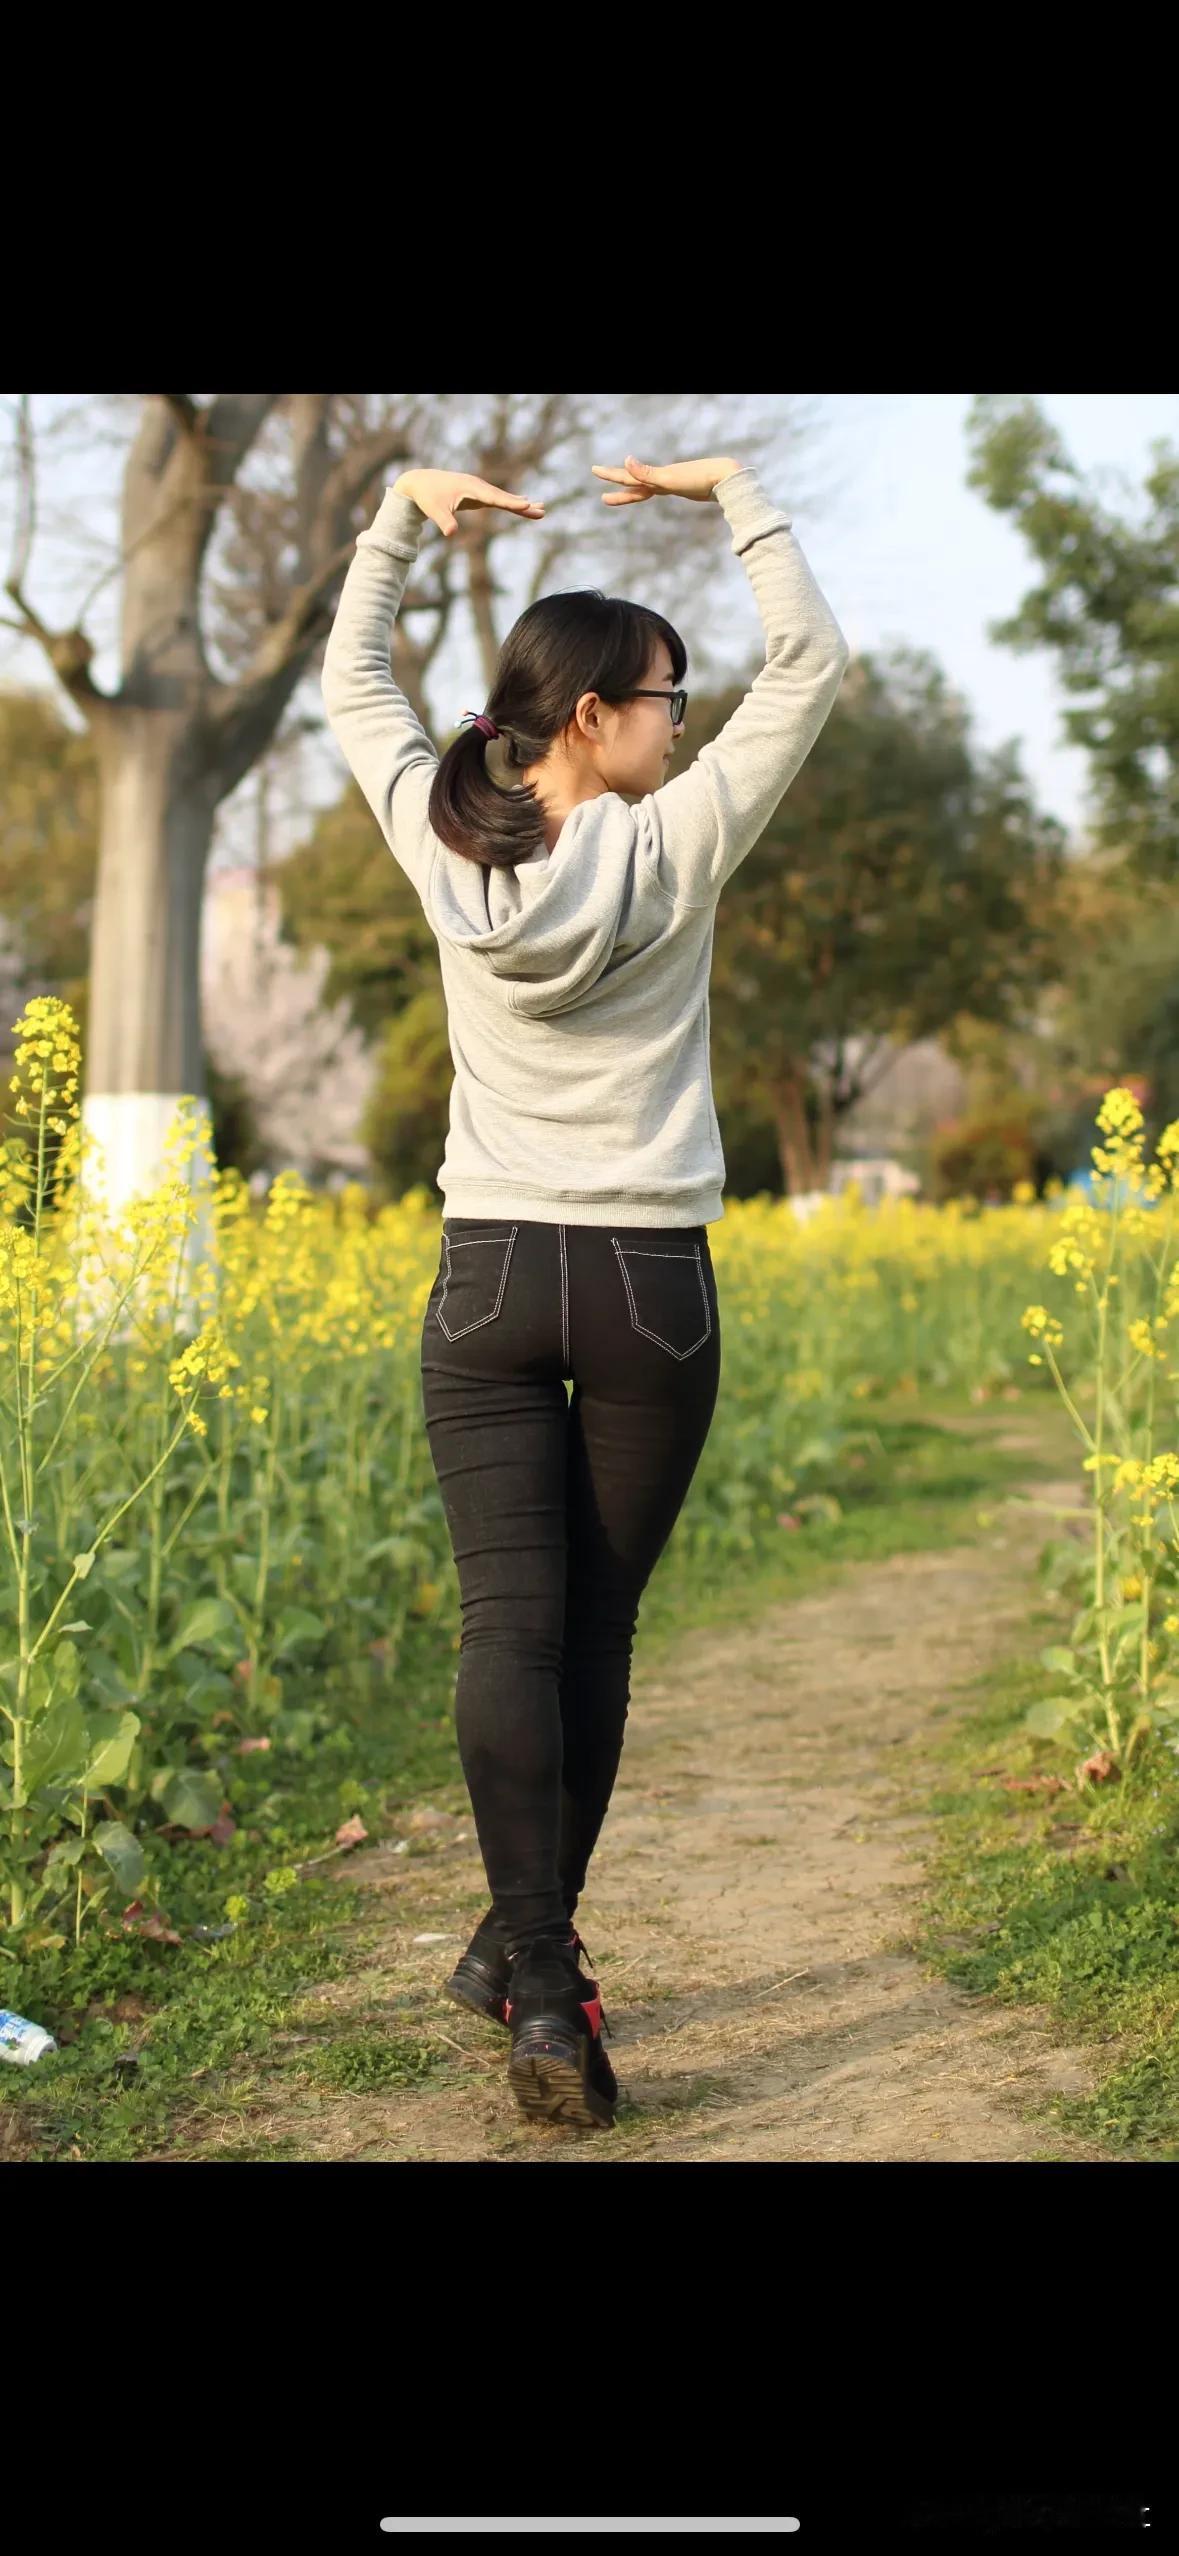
[2,391,1175,862]
[796,392,1177,838]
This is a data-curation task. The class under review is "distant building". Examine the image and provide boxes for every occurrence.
[830,1156,922,1206]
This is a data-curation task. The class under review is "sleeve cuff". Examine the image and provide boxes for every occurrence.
[715,466,792,551]
[356,487,427,564]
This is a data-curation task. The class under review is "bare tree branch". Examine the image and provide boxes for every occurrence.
[9,394,35,593]
[72,480,196,628]
[392,541,456,731]
[196,395,281,493]
[158,394,199,433]
[4,400,111,716]
[206,417,416,784]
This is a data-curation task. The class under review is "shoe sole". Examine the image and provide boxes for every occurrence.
[508,2027,616,2132]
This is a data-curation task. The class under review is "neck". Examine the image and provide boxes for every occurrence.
[522,756,608,853]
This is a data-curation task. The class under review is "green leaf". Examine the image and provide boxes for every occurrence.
[80,1710,141,1794]
[160,1768,223,1831]
[98,1548,142,1583]
[272,1608,327,1654]
[175,1669,233,1712]
[22,1697,90,1793]
[1039,1645,1078,1676]
[165,1597,238,1660]
[363,1535,427,1570]
[92,1819,145,1896]
[72,1550,97,1580]
[85,1651,139,1706]
[274,1708,318,1753]
[27,1657,54,1714]
[46,1835,86,1869]
[52,1640,82,1696]
[1024,1696,1084,1736]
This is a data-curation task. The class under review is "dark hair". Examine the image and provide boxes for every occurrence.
[427,590,687,868]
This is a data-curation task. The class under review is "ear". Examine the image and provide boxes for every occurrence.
[573,689,604,741]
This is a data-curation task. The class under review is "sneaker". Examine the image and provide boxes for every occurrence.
[445,1921,620,2112]
[446,1918,591,2029]
[504,1932,617,2131]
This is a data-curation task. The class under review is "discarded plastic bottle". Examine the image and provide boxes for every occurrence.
[0,2010,58,2066]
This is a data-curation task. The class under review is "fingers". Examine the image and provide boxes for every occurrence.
[592,457,657,506]
[470,478,546,515]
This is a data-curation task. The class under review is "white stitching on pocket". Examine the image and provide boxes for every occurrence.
[610,1238,712,1361]
[436,1226,518,1340]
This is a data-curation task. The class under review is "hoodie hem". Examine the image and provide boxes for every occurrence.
[437,1181,726,1229]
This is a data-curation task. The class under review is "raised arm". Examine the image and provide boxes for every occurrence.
[320,491,440,901]
[321,469,545,903]
[602,457,849,909]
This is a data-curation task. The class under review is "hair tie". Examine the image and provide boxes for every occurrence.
[460,712,500,741]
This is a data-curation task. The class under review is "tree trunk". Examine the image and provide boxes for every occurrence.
[769,1073,822,1197]
[80,721,218,1308]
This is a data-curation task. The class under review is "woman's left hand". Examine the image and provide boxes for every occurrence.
[392,469,546,540]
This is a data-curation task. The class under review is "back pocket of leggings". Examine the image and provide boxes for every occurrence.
[436,1226,518,1340]
[611,1239,712,1360]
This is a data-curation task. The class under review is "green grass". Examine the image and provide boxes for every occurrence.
[893,1640,1179,2159]
[0,1387,1081,2161]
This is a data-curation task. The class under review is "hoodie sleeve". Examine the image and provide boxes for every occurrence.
[320,489,439,903]
[635,467,850,910]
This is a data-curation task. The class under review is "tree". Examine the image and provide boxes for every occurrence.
[1,391,810,1237]
[0,393,428,1249]
[702,650,1066,1193]
[0,685,98,1062]
[1017,853,1179,1166]
[966,394,1179,875]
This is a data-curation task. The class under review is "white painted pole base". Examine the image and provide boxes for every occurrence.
[72,1091,220,1341]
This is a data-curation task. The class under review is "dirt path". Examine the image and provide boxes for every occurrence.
[238,1427,1118,2163]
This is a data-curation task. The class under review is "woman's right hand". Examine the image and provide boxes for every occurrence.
[392,468,546,539]
[591,454,745,507]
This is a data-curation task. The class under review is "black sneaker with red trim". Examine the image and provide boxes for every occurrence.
[504,1931,618,2131]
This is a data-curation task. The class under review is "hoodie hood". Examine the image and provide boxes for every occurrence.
[427,797,651,1020]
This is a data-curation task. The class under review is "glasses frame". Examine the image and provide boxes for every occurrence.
[618,687,688,726]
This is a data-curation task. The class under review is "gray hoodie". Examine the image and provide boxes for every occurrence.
[321,467,848,1228]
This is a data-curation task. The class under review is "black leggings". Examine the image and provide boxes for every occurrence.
[419,1216,722,1951]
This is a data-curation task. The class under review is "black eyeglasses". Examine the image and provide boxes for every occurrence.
[619,687,688,725]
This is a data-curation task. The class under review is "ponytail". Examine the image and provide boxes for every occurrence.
[428,719,548,869]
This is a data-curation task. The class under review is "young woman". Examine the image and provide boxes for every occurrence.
[322,448,848,2134]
